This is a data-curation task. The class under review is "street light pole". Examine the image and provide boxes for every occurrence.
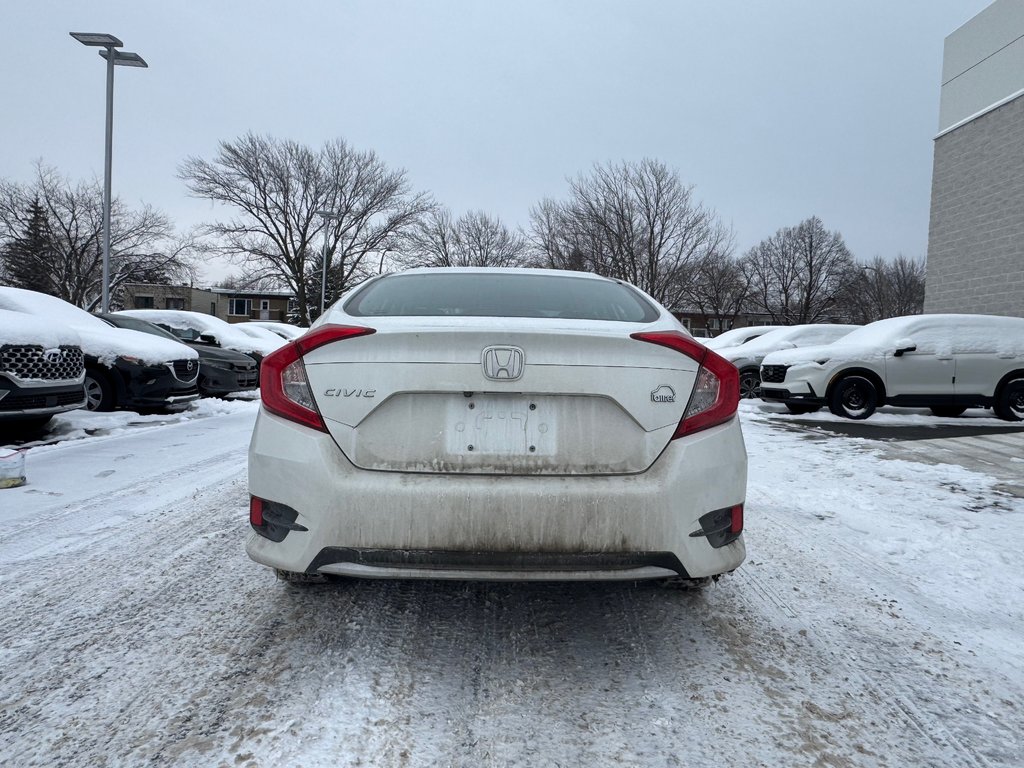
[102,45,114,316]
[70,33,147,313]
[314,210,343,317]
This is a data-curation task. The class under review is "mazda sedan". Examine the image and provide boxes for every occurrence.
[247,268,747,587]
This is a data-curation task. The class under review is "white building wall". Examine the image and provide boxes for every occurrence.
[938,0,1024,133]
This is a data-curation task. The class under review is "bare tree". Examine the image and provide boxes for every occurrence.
[678,243,749,331]
[741,216,855,323]
[180,133,432,324]
[0,163,193,310]
[401,208,528,268]
[836,254,926,323]
[528,159,729,309]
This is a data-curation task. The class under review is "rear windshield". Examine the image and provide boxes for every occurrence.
[345,273,660,322]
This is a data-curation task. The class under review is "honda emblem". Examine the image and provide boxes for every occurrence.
[481,346,525,381]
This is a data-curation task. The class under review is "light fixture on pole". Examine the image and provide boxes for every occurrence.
[70,32,148,314]
[314,210,343,316]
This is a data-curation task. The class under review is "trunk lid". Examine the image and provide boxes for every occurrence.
[303,318,698,475]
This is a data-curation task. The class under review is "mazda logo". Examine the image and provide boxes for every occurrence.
[481,346,524,381]
[187,360,195,371]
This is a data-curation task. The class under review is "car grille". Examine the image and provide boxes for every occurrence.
[171,359,199,383]
[761,365,789,384]
[0,345,85,382]
[0,389,85,412]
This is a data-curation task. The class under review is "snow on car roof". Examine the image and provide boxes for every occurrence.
[0,308,82,348]
[234,324,290,345]
[116,309,284,355]
[716,324,859,358]
[0,287,197,366]
[249,321,306,340]
[704,325,783,350]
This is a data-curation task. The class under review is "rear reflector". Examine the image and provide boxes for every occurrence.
[249,495,263,527]
[260,324,375,431]
[730,503,744,535]
[630,331,740,437]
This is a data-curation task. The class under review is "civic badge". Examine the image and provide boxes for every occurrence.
[481,346,525,381]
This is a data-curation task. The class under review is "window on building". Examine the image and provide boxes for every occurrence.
[210,302,217,315]
[228,298,252,316]
[134,296,154,309]
[165,297,185,310]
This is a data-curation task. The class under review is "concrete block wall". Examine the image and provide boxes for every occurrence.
[926,94,1024,317]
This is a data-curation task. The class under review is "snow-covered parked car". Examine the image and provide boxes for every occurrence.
[234,323,294,347]
[0,288,199,412]
[116,310,285,367]
[703,325,783,351]
[759,314,1024,420]
[0,309,86,431]
[247,267,747,587]
[716,324,860,399]
[100,314,259,397]
[248,321,306,341]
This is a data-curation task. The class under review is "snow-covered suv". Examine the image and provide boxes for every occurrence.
[0,309,86,431]
[759,314,1024,420]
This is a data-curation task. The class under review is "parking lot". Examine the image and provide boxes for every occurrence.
[1,401,1021,767]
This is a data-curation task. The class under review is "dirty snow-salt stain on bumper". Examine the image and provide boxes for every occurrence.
[246,409,747,581]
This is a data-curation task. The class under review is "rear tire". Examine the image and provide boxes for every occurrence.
[930,406,967,418]
[84,369,116,412]
[738,368,761,400]
[829,375,878,420]
[995,378,1024,422]
[785,404,820,415]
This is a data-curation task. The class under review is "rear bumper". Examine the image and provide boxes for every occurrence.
[247,409,747,581]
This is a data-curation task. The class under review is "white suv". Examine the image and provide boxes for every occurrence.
[759,314,1024,420]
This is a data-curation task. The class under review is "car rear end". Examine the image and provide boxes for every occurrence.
[247,269,747,583]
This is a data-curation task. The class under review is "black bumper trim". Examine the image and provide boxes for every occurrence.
[306,547,692,578]
[759,387,826,405]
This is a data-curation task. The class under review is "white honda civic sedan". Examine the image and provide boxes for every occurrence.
[247,268,747,587]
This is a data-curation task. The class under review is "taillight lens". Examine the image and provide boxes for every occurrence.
[260,324,375,431]
[631,331,740,438]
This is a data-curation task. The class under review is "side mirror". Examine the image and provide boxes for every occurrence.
[780,341,797,350]
[893,338,917,357]
[199,333,218,345]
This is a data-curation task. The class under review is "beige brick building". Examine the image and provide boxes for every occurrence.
[926,0,1024,318]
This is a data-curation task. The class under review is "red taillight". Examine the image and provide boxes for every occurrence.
[260,324,375,431]
[630,331,740,438]
[249,495,264,526]
[730,503,744,535]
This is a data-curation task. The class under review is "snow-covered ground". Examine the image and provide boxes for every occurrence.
[0,400,1022,766]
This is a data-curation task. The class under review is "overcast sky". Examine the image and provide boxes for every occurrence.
[1,0,992,282]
